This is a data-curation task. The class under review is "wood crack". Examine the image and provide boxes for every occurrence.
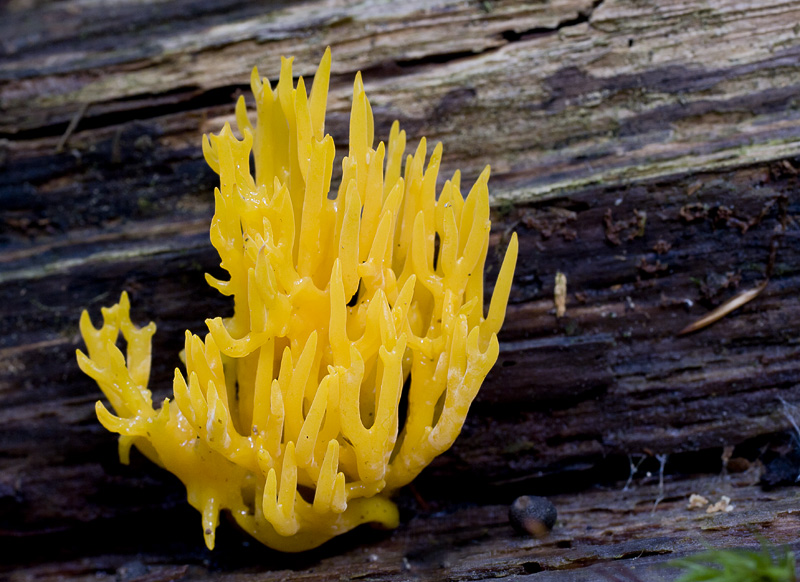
[501,0,605,42]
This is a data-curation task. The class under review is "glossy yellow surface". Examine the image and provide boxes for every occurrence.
[77,48,518,552]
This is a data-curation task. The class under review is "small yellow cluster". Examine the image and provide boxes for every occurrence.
[77,48,517,552]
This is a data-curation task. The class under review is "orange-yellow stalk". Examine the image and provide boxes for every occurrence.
[77,48,517,552]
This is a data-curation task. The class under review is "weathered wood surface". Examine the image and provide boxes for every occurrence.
[7,471,800,582]
[2,0,800,579]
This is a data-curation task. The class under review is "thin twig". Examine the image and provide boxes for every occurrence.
[677,280,767,336]
[652,453,668,513]
[623,454,646,491]
[55,101,90,153]
[679,225,783,336]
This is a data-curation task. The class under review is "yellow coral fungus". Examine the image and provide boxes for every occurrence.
[77,48,518,552]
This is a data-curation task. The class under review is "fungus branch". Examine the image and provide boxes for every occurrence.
[77,48,517,552]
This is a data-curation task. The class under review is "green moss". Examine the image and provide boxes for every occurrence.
[669,544,796,582]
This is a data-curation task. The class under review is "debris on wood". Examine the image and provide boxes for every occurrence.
[554,271,567,317]
[687,493,709,509]
[686,180,704,196]
[652,239,672,255]
[519,207,577,241]
[679,198,781,233]
[679,202,709,222]
[706,495,734,514]
[603,208,647,245]
[637,256,668,276]
[677,281,767,335]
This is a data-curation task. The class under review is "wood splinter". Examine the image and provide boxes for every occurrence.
[677,281,767,336]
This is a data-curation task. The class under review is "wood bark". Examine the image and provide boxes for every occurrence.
[2,0,800,579]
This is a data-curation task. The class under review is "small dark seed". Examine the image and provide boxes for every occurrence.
[509,495,557,538]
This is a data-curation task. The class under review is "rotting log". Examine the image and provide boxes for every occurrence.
[2,0,800,579]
